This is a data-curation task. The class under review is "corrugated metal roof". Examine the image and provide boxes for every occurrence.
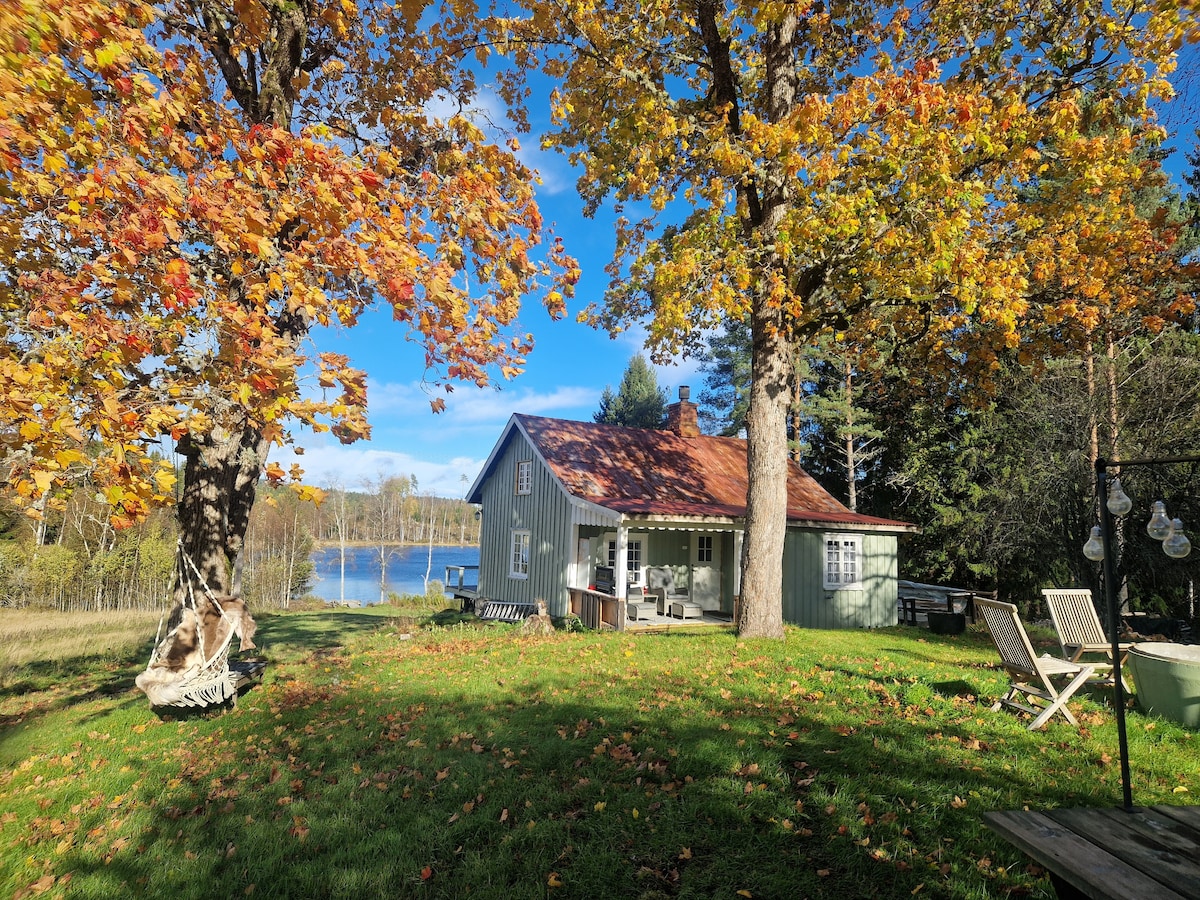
[512,414,915,531]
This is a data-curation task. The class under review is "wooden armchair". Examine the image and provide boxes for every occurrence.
[1042,588,1132,689]
[976,598,1096,730]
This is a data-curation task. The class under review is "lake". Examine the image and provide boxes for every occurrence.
[309,544,480,605]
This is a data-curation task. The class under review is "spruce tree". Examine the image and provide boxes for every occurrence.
[594,355,669,428]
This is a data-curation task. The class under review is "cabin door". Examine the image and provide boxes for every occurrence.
[692,532,721,610]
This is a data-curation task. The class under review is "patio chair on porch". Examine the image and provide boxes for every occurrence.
[1042,588,1133,689]
[976,598,1096,730]
[646,567,688,616]
[627,585,658,621]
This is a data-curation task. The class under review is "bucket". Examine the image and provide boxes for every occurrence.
[1127,643,1200,728]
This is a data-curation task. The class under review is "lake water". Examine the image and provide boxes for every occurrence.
[309,544,480,605]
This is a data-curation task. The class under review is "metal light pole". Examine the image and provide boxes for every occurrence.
[1093,454,1200,813]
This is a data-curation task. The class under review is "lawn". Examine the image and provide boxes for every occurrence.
[1,607,1197,899]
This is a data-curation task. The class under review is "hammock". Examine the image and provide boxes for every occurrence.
[135,543,263,709]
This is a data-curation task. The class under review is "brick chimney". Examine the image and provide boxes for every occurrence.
[665,385,699,437]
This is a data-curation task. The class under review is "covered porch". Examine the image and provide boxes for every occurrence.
[568,515,743,628]
[567,585,735,632]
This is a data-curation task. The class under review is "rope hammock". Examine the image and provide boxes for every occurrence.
[135,541,263,709]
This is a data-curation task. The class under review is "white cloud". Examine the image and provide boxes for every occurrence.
[269,380,601,496]
[365,378,596,426]
[271,443,482,497]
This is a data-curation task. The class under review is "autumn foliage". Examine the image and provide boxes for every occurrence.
[0,0,576,532]
[489,0,1197,635]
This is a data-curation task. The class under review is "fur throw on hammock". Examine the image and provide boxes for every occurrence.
[135,596,257,707]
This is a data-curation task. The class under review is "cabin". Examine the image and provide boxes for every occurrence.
[465,389,918,630]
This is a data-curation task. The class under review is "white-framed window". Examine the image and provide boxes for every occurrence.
[607,537,644,583]
[697,534,713,562]
[824,533,862,590]
[515,460,532,495]
[510,530,531,578]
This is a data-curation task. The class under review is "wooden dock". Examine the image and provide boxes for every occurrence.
[444,565,480,611]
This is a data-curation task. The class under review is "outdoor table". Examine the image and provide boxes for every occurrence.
[984,805,1200,899]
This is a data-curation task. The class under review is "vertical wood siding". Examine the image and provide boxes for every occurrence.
[477,434,576,616]
[782,529,898,629]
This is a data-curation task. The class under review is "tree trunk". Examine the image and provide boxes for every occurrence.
[170,4,315,606]
[174,422,269,603]
[740,305,792,638]
[736,10,797,640]
[844,357,857,513]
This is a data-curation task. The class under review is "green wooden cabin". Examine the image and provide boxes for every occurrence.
[465,393,917,628]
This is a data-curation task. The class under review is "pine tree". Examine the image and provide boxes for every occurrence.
[594,355,669,428]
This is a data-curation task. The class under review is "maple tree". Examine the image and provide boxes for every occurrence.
[490,0,1195,636]
[0,0,576,600]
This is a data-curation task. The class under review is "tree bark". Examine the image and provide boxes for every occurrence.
[736,10,797,639]
[844,358,857,513]
[174,424,271,603]
[740,303,791,638]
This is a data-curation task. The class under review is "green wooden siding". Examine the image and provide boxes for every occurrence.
[476,434,576,616]
[782,529,898,628]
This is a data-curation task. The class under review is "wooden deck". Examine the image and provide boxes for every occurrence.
[444,565,480,611]
[567,587,732,632]
[984,805,1200,899]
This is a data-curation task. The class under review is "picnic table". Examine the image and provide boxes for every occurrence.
[984,805,1200,899]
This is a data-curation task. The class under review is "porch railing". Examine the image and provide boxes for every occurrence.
[568,587,624,632]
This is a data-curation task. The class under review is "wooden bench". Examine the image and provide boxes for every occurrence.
[478,601,539,623]
[984,805,1200,899]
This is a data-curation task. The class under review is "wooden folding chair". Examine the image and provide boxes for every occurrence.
[975,598,1096,730]
[1042,588,1133,689]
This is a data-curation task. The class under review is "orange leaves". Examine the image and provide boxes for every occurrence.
[0,0,575,528]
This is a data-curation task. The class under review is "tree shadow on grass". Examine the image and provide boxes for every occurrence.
[32,642,1114,900]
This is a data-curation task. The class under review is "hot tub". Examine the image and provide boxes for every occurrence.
[1126,642,1200,729]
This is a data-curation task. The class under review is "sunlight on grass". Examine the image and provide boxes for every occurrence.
[0,608,162,676]
[1,608,1197,899]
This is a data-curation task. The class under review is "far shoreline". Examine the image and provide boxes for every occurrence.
[311,541,477,551]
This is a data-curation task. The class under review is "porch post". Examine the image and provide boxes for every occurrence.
[614,522,629,596]
[733,529,744,599]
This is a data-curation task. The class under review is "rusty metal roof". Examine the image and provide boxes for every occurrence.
[510,414,915,531]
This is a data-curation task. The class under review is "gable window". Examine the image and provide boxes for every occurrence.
[697,535,713,562]
[823,534,862,590]
[515,460,532,495]
[510,530,531,578]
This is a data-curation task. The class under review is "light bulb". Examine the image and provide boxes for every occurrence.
[1164,520,1191,559]
[1147,501,1173,541]
[1083,525,1105,561]
[1106,478,1133,517]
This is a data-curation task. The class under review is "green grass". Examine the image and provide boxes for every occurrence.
[1,609,1198,899]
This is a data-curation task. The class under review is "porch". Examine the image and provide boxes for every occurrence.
[568,586,735,632]
[573,522,742,624]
